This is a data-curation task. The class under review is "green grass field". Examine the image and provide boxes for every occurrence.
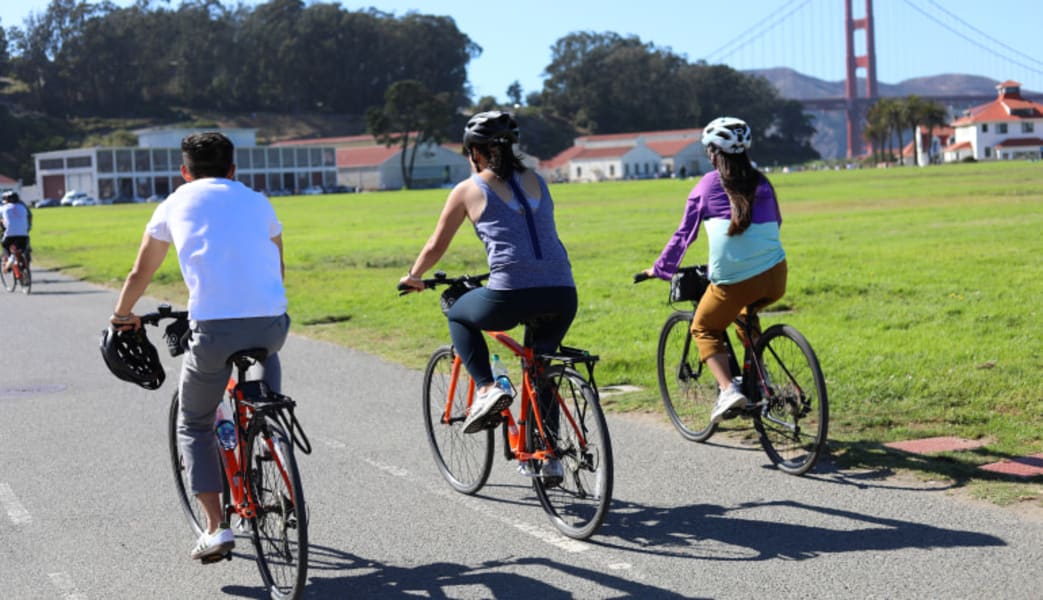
[35,160,1042,503]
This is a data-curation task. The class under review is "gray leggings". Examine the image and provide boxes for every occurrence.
[178,313,290,495]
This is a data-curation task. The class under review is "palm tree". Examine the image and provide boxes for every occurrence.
[920,100,949,165]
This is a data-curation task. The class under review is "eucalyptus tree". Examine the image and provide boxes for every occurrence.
[366,79,452,189]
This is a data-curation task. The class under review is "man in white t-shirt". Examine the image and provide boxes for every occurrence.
[110,131,290,561]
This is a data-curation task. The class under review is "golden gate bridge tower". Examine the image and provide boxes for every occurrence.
[845,0,877,158]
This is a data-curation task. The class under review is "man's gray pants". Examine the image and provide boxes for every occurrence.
[178,313,290,495]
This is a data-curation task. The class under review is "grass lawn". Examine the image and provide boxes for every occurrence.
[35,160,1043,506]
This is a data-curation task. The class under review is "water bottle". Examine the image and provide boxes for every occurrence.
[491,354,513,397]
[214,403,237,451]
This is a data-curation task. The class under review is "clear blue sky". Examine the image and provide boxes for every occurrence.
[4,0,1042,99]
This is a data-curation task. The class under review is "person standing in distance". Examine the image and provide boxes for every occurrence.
[642,116,787,426]
[399,112,577,479]
[109,131,290,561]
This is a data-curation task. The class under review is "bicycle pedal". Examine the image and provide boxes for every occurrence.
[200,551,232,565]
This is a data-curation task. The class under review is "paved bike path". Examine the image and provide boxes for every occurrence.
[0,268,1040,599]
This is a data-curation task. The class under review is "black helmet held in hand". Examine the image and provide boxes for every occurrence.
[100,326,166,390]
[463,111,519,152]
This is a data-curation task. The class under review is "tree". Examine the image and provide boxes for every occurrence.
[506,81,523,107]
[916,99,949,166]
[366,80,452,189]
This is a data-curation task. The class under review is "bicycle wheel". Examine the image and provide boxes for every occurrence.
[168,391,207,537]
[753,324,829,475]
[530,365,613,540]
[247,415,308,600]
[657,310,718,442]
[1,261,13,292]
[19,260,30,295]
[422,345,493,495]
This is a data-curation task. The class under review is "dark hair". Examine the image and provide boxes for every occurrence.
[468,141,527,181]
[181,131,234,179]
[711,148,771,236]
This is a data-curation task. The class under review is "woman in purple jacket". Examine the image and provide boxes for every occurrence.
[642,117,788,426]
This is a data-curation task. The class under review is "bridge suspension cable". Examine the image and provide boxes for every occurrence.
[702,0,812,64]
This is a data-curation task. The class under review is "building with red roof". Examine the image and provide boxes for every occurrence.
[943,81,1043,162]
[541,129,709,183]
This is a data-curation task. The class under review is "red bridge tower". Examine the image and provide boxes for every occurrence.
[845,0,878,158]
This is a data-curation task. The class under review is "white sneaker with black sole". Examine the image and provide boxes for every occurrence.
[710,384,748,425]
[463,386,513,433]
[190,527,235,560]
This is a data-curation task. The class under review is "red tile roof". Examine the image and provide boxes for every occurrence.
[336,145,400,167]
[574,128,701,144]
[994,137,1043,148]
[570,145,637,160]
[646,139,700,157]
[542,145,584,170]
[943,140,972,152]
[0,175,16,185]
[951,80,1043,125]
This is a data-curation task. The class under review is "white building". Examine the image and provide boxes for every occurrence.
[33,128,337,202]
[541,129,709,183]
[944,80,1043,162]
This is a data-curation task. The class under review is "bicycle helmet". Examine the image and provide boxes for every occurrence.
[1,191,18,203]
[701,117,752,154]
[463,111,519,151]
[100,326,165,390]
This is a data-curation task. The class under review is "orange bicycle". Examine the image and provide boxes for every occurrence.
[140,305,310,600]
[403,272,613,540]
[0,244,31,294]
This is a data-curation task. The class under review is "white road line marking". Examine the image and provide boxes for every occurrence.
[48,572,87,600]
[0,483,31,525]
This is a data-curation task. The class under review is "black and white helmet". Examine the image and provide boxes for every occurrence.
[701,117,752,154]
[463,111,519,151]
[100,327,165,390]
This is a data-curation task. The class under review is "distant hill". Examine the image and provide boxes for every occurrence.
[747,67,1033,160]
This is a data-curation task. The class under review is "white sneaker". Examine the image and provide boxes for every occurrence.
[462,386,512,434]
[190,527,235,560]
[710,384,747,424]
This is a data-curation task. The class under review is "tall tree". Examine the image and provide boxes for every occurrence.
[366,80,452,189]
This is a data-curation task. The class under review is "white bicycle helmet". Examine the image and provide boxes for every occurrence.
[701,117,752,154]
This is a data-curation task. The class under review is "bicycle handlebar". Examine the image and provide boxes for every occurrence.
[138,303,189,327]
[396,271,490,295]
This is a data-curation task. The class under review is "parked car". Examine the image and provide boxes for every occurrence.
[60,190,97,206]
[301,186,323,195]
[35,198,61,208]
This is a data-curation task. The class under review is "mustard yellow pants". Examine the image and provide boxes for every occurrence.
[691,260,788,361]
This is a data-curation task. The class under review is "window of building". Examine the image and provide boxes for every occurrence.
[984,147,991,158]
[998,123,1008,134]
[136,176,151,199]
[67,156,92,168]
[253,148,268,169]
[116,149,133,173]
[154,177,171,198]
[609,164,615,177]
[39,158,64,170]
[310,148,322,167]
[576,166,582,177]
[323,149,335,167]
[267,148,281,168]
[284,148,297,168]
[134,149,151,172]
[98,178,115,200]
[981,124,988,133]
[1023,122,1035,133]
[97,150,114,173]
[236,148,251,170]
[152,149,169,172]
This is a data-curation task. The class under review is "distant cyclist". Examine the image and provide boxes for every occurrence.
[641,116,787,426]
[399,112,577,476]
[0,191,32,271]
[108,131,290,561]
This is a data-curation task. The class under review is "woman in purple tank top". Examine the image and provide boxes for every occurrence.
[400,112,577,445]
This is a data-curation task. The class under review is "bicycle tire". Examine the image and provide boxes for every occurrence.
[657,310,718,442]
[247,415,308,600]
[19,260,30,295]
[530,365,613,540]
[753,324,829,475]
[422,346,493,494]
[1,262,13,292]
[168,391,208,537]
